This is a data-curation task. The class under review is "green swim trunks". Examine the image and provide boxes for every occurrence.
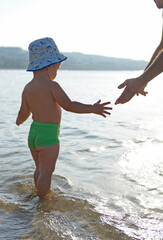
[28,121,60,149]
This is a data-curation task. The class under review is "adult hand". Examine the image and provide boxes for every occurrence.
[115,78,147,105]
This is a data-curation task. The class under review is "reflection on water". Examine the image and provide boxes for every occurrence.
[120,139,163,188]
[0,70,163,239]
[118,139,163,239]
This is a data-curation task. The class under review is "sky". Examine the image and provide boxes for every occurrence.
[0,0,162,61]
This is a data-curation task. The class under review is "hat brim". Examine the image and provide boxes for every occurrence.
[27,56,67,72]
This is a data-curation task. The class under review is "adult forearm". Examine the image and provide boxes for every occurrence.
[138,50,163,85]
[145,44,163,71]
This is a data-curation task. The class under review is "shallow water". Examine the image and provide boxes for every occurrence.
[0,70,163,239]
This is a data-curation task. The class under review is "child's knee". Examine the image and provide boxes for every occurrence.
[35,168,40,174]
[41,167,55,175]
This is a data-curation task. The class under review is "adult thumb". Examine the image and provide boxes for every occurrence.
[118,81,127,89]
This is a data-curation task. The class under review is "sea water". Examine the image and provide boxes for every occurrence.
[0,70,163,240]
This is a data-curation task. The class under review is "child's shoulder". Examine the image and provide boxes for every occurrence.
[50,81,63,95]
[23,82,31,91]
[22,81,33,96]
[51,81,61,89]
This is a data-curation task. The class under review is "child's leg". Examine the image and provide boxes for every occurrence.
[36,144,59,197]
[29,147,40,187]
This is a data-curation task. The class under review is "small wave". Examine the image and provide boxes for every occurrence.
[76,147,98,153]
[0,151,20,158]
[84,134,99,139]
[75,141,121,155]
[0,199,19,214]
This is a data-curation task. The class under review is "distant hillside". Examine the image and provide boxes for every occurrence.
[63,52,147,70]
[0,47,147,70]
[0,47,28,69]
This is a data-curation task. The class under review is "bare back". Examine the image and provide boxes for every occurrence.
[24,78,61,124]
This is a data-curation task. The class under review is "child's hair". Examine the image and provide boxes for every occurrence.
[27,37,67,72]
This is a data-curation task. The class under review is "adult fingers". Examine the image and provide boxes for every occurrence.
[115,91,134,105]
[137,90,148,96]
[140,90,148,96]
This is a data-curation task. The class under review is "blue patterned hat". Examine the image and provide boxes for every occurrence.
[27,37,67,71]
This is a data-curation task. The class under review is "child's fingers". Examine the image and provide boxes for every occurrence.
[101,113,106,118]
[103,111,111,115]
[104,107,112,110]
[102,101,111,106]
[101,111,111,117]
[96,100,101,104]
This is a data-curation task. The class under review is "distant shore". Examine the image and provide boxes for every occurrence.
[0,47,147,70]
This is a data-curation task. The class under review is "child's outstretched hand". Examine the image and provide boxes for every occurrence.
[92,100,112,117]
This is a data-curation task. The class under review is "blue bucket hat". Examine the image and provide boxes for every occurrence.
[27,37,67,71]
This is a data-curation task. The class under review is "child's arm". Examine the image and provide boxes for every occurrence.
[52,82,112,117]
[16,88,31,126]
